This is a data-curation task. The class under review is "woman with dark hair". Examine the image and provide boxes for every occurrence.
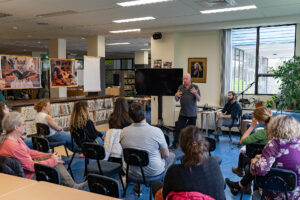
[108,97,132,129]
[69,101,104,145]
[104,98,132,162]
[152,125,225,200]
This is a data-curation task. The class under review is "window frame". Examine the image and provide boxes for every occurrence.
[232,24,296,95]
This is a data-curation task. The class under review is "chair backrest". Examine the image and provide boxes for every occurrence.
[34,163,60,184]
[164,134,170,147]
[32,136,50,153]
[205,137,216,156]
[0,156,25,177]
[71,129,83,149]
[82,142,105,160]
[246,143,265,159]
[36,123,50,136]
[255,168,297,200]
[123,148,149,167]
[87,174,120,198]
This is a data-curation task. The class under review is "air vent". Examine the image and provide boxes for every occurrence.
[0,12,12,18]
[36,10,77,18]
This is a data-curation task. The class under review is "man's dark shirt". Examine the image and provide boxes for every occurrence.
[222,101,241,121]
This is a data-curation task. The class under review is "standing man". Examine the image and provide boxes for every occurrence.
[213,91,241,140]
[0,79,10,108]
[171,73,201,149]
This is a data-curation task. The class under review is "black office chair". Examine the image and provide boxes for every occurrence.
[32,136,50,153]
[0,156,25,177]
[246,143,265,159]
[36,123,69,156]
[123,148,166,200]
[87,174,120,198]
[81,142,124,190]
[34,163,61,184]
[255,168,297,200]
[67,129,83,179]
[223,109,242,144]
[205,137,222,165]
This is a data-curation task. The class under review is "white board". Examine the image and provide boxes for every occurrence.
[77,69,84,86]
[84,56,101,92]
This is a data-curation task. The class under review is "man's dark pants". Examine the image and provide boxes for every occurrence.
[173,115,197,146]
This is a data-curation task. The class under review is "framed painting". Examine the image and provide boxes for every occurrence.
[188,57,207,83]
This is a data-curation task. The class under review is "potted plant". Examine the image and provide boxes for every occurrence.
[271,56,300,111]
[265,100,273,109]
[251,98,263,108]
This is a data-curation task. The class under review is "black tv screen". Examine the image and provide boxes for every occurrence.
[135,69,183,96]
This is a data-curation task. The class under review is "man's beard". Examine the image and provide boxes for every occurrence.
[228,97,234,102]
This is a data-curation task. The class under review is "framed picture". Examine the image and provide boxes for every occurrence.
[188,57,207,83]
[50,58,77,87]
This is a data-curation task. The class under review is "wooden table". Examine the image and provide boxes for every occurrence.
[0,181,120,200]
[0,173,37,197]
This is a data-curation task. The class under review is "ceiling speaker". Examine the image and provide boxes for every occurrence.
[153,32,162,40]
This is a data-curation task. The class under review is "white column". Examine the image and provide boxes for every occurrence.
[87,35,105,57]
[296,24,300,56]
[49,38,67,98]
[135,51,149,65]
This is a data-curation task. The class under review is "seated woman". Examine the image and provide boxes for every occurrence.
[104,97,132,163]
[227,115,300,198]
[152,125,225,200]
[34,99,72,151]
[232,107,271,177]
[0,112,86,189]
[0,102,32,149]
[69,101,104,146]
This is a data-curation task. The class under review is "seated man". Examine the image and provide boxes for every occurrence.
[213,91,241,140]
[120,102,175,178]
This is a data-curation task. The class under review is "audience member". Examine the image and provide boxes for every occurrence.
[120,102,175,176]
[152,126,225,200]
[232,107,270,177]
[104,98,132,163]
[0,112,87,189]
[0,79,10,109]
[34,99,73,151]
[69,101,104,146]
[227,115,300,199]
[0,102,32,149]
[213,91,241,140]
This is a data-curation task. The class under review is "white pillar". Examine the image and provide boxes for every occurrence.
[87,35,105,57]
[49,38,67,98]
[296,24,300,56]
[135,51,149,65]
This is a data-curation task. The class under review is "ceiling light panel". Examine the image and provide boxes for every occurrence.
[113,16,155,23]
[117,0,174,7]
[109,29,141,33]
[200,5,257,14]
[106,42,131,46]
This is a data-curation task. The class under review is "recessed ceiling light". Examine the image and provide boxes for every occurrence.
[109,28,141,33]
[81,37,85,40]
[113,16,155,23]
[200,5,256,14]
[117,0,173,7]
[37,41,41,44]
[140,48,150,51]
[106,42,131,46]
[12,26,18,30]
[27,35,32,38]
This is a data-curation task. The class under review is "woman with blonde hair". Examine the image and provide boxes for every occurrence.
[34,99,72,151]
[69,101,104,145]
[231,107,271,177]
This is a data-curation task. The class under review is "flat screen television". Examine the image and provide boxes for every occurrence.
[135,68,183,96]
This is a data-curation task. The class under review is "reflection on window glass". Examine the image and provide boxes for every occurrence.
[258,77,281,94]
[231,28,256,94]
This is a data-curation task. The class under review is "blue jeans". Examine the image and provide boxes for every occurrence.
[24,138,33,149]
[47,131,74,152]
[95,137,104,146]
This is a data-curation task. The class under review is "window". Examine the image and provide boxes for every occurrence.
[231,25,296,94]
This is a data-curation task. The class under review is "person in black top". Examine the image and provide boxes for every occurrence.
[213,91,241,140]
[152,125,225,200]
[108,97,132,129]
[69,101,104,146]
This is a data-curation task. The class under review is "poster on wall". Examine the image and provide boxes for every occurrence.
[154,59,162,68]
[0,55,41,89]
[188,57,207,83]
[50,58,77,87]
[163,61,172,68]
[83,56,101,92]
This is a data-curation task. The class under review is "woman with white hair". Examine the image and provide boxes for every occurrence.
[0,112,86,190]
[250,115,300,199]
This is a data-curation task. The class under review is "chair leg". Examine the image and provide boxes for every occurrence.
[137,184,141,198]
[240,191,244,200]
[67,152,76,179]
[122,180,129,197]
[149,184,152,200]
[229,129,232,142]
[51,147,55,153]
[118,173,125,190]
[64,146,69,157]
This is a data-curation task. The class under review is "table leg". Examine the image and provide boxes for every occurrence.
[206,113,209,136]
[201,113,204,132]
[214,112,217,132]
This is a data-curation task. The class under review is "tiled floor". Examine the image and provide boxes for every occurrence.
[64,131,252,200]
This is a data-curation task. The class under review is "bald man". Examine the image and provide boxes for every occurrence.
[171,73,201,149]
